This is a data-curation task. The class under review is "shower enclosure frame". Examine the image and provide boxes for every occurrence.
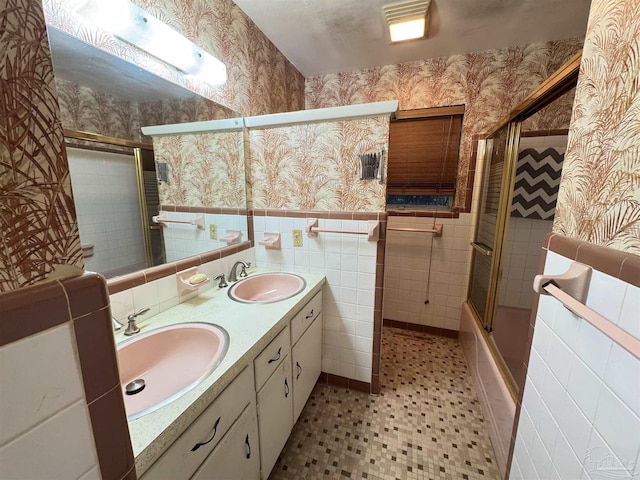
[466,52,583,399]
[63,129,160,271]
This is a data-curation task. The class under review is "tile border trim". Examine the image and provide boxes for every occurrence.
[107,241,252,295]
[383,318,460,339]
[318,372,371,394]
[544,233,640,288]
[160,205,247,215]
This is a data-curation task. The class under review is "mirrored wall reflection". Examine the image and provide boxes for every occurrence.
[46,25,249,279]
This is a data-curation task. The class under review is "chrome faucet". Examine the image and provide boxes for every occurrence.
[229,261,251,282]
[112,316,124,331]
[124,308,150,336]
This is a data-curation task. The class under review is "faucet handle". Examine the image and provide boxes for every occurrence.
[112,316,123,331]
[128,307,150,321]
[214,273,228,288]
[240,262,251,278]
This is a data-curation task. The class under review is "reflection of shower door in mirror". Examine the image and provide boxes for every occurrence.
[468,123,521,330]
[134,148,165,268]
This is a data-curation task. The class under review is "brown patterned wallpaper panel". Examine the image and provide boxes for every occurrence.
[154,131,246,208]
[0,0,83,292]
[249,118,389,212]
[44,0,305,116]
[554,0,640,255]
[305,39,584,211]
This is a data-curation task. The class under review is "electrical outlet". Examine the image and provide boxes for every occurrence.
[209,224,218,240]
[292,229,303,247]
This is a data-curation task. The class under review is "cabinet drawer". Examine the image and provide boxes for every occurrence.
[142,367,254,480]
[290,291,322,345]
[254,326,290,391]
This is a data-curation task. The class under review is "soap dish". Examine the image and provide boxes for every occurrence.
[259,232,281,250]
[220,229,241,245]
[177,267,211,295]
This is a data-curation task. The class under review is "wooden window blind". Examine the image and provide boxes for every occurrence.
[387,108,463,196]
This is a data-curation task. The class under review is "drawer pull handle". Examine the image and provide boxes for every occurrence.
[245,434,251,459]
[284,378,289,398]
[268,347,282,364]
[305,309,314,319]
[296,361,302,380]
[191,416,221,451]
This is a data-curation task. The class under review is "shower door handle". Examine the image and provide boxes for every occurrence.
[471,242,493,256]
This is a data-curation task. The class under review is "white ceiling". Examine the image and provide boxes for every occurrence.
[233,0,591,77]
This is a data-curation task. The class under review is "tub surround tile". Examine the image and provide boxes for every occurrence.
[510,238,640,479]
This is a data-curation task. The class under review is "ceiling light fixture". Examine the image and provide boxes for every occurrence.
[383,0,431,43]
[75,0,227,87]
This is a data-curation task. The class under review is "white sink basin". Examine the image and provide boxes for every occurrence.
[117,323,229,420]
[228,273,306,304]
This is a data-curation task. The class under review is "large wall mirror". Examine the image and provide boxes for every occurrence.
[45,25,248,279]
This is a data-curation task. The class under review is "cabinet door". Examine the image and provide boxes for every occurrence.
[257,355,293,479]
[191,404,260,480]
[292,314,322,422]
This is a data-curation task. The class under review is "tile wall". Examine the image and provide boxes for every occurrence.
[510,249,640,479]
[0,273,135,480]
[162,212,247,263]
[252,214,379,385]
[67,147,147,277]
[382,214,474,332]
[498,217,552,309]
[109,246,256,324]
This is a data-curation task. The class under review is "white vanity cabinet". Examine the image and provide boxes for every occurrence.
[142,367,255,480]
[191,404,260,480]
[292,312,322,422]
[254,327,293,479]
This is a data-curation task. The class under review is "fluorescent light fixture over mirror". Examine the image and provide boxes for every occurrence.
[383,0,430,44]
[75,0,227,87]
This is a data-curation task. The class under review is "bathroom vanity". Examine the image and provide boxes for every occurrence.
[114,271,325,479]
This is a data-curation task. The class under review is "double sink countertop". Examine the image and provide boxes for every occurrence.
[113,269,326,476]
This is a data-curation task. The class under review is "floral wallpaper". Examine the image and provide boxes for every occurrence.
[521,87,576,132]
[154,131,246,209]
[44,0,305,116]
[55,78,237,142]
[306,39,583,211]
[0,0,83,292]
[249,118,389,212]
[554,0,640,254]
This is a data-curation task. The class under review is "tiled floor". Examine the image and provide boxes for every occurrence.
[270,327,500,480]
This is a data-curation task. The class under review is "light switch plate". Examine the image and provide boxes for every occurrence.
[292,229,303,247]
[209,224,217,240]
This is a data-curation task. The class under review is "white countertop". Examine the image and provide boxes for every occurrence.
[114,270,326,476]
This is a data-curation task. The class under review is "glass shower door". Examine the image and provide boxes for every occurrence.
[468,123,520,329]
